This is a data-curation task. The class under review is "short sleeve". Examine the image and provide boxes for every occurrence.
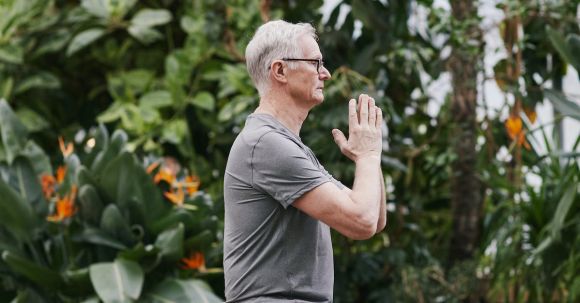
[251,132,334,208]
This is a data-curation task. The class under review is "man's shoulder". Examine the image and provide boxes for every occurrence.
[236,125,300,153]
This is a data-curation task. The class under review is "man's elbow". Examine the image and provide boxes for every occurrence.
[348,216,377,240]
[375,217,387,234]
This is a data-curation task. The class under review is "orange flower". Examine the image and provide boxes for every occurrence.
[58,136,74,157]
[47,185,77,222]
[40,174,56,199]
[505,115,530,150]
[505,115,522,139]
[184,175,200,196]
[524,107,537,124]
[146,161,160,174]
[56,166,67,184]
[180,252,205,270]
[154,168,175,185]
[164,187,184,206]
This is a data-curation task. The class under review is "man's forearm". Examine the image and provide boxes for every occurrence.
[376,166,387,232]
[350,156,382,228]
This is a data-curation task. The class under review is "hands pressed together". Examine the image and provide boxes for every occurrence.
[332,94,383,162]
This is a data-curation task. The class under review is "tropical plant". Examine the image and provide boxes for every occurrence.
[0,99,223,302]
[1,0,578,302]
[481,119,579,303]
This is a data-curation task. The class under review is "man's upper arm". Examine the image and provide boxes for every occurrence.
[252,132,332,208]
[292,183,376,240]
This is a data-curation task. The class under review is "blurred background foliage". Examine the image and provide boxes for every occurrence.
[0,0,578,302]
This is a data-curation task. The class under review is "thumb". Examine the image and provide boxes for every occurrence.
[332,129,347,148]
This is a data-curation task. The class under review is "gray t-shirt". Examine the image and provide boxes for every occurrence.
[223,113,344,303]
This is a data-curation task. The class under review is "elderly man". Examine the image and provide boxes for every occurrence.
[223,20,387,302]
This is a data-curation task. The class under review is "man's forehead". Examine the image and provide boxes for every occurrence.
[298,35,322,57]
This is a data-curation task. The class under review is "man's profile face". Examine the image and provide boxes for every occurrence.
[286,35,331,107]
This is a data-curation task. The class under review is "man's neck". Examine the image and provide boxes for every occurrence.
[254,94,310,136]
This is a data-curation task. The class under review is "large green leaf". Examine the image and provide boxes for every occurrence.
[33,29,71,57]
[0,76,14,99]
[11,157,46,217]
[0,177,35,240]
[544,89,580,120]
[0,142,6,162]
[150,208,195,235]
[130,9,172,27]
[139,90,173,109]
[567,34,580,71]
[98,151,137,208]
[160,120,187,145]
[66,28,106,56]
[15,108,49,133]
[14,72,61,95]
[154,223,184,262]
[547,26,580,71]
[188,91,215,112]
[2,251,63,289]
[91,129,127,176]
[0,43,23,64]
[131,164,169,230]
[90,259,144,303]
[80,0,136,20]
[72,227,127,250]
[549,182,577,241]
[180,15,202,35]
[21,141,52,175]
[217,95,253,122]
[144,279,222,303]
[128,25,162,44]
[80,0,109,19]
[0,99,28,163]
[97,102,126,124]
[100,204,135,246]
[77,184,104,225]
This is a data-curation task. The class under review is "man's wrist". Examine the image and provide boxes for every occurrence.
[354,154,381,165]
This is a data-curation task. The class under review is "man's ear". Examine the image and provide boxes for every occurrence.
[270,60,288,84]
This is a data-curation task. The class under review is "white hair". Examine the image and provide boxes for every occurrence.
[245,20,317,96]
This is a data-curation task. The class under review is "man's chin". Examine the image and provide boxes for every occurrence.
[314,92,325,103]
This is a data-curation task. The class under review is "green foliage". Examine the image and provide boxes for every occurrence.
[89,259,144,302]
[0,0,578,302]
[0,102,221,302]
[481,128,579,302]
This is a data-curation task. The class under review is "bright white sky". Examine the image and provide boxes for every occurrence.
[321,0,580,153]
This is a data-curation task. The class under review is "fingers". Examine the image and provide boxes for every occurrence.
[332,129,347,149]
[368,98,376,127]
[359,95,369,126]
[376,105,383,129]
[332,129,346,145]
[351,94,382,129]
[348,99,358,127]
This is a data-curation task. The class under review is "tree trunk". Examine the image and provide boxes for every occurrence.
[448,0,482,265]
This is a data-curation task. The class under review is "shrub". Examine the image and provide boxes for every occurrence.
[0,99,223,302]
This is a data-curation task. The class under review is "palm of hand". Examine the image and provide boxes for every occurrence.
[332,94,384,162]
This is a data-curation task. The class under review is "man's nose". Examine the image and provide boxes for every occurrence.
[319,66,331,80]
